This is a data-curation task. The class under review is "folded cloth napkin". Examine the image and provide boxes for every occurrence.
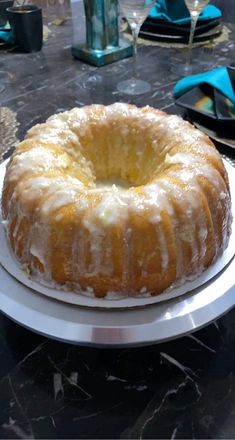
[0,30,14,44]
[149,0,222,24]
[0,25,14,44]
[174,67,235,103]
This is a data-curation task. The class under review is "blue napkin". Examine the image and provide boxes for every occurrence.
[0,30,14,44]
[0,25,14,44]
[149,1,222,24]
[174,67,235,103]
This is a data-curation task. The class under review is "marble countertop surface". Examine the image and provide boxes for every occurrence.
[0,0,235,438]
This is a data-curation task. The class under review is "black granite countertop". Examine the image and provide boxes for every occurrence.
[0,0,235,438]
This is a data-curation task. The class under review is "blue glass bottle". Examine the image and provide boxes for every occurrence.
[72,0,132,67]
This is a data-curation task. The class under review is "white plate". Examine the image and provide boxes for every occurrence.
[0,159,235,309]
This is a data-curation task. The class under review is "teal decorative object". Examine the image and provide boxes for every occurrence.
[72,0,133,67]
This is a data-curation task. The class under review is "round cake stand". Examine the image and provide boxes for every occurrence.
[0,257,234,347]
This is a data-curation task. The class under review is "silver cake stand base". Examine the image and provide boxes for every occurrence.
[0,256,234,347]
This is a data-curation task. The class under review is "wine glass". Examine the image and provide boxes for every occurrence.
[175,0,210,76]
[117,0,155,95]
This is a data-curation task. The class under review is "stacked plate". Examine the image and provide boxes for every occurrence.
[175,66,235,150]
[139,13,222,43]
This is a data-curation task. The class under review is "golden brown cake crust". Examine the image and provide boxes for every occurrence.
[1,103,232,297]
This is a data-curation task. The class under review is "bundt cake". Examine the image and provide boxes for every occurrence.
[1,103,232,298]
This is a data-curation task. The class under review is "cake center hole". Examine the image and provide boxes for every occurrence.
[96,177,133,190]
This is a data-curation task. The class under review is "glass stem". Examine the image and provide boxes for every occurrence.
[187,14,199,66]
[131,25,140,80]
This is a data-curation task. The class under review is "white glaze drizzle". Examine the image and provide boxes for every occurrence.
[2,103,232,296]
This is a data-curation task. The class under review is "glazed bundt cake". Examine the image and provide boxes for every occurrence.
[1,103,232,297]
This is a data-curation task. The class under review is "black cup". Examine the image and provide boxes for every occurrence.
[0,0,13,27]
[7,5,43,52]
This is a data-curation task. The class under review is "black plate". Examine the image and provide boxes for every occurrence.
[139,23,222,43]
[213,68,235,121]
[175,66,235,125]
[176,84,217,119]
[193,121,235,150]
[174,65,235,151]
[180,107,235,150]
[141,17,221,36]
